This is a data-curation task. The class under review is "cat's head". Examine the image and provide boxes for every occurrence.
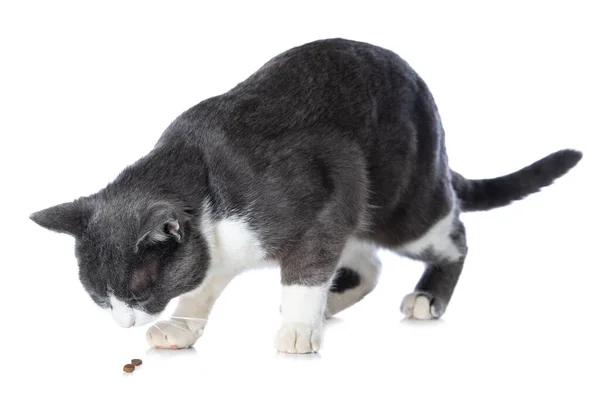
[30,196,209,327]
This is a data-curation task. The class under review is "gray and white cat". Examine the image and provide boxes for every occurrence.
[31,39,582,354]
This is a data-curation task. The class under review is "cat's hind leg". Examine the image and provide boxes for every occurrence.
[326,238,381,318]
[397,212,467,320]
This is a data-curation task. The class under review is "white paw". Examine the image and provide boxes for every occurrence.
[401,292,439,320]
[276,323,322,354]
[146,319,204,349]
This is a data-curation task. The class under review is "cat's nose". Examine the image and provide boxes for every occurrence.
[110,295,135,328]
[112,310,135,328]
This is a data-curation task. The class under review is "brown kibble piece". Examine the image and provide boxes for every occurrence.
[131,359,142,366]
[123,364,135,373]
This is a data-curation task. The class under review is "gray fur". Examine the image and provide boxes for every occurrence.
[30,38,581,322]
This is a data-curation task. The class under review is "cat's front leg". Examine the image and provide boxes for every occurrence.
[277,285,330,353]
[146,274,234,349]
[275,231,343,354]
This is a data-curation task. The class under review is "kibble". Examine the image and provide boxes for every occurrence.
[131,359,143,366]
[123,364,135,373]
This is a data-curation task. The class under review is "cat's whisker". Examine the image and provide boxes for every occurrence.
[162,320,194,334]
[171,316,208,322]
[152,323,168,337]
[130,293,142,309]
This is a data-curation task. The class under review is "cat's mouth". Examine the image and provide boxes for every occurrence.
[110,295,158,328]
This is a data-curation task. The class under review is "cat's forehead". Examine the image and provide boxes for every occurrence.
[79,209,141,258]
[88,210,139,242]
[77,232,128,263]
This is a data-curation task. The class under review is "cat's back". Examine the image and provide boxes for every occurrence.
[160,39,441,200]
[167,38,425,144]
[231,38,419,105]
[242,38,417,89]
[200,38,424,136]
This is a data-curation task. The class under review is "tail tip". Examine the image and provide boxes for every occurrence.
[557,148,583,169]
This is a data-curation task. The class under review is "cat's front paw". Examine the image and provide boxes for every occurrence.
[146,319,204,349]
[401,292,444,320]
[276,323,322,354]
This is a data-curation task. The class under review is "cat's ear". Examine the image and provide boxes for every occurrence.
[135,204,187,252]
[30,200,93,237]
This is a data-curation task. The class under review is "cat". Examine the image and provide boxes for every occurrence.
[30,38,582,354]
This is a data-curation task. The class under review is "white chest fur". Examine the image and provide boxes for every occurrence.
[201,213,277,275]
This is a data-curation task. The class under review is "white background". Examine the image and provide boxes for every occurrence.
[1,1,598,399]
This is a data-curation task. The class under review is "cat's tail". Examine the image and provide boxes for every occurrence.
[451,149,582,212]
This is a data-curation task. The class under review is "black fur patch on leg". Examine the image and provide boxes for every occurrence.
[330,267,361,293]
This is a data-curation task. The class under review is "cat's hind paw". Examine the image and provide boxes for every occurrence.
[400,292,443,320]
[146,319,203,349]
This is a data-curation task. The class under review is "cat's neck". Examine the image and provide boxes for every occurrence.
[104,142,209,210]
